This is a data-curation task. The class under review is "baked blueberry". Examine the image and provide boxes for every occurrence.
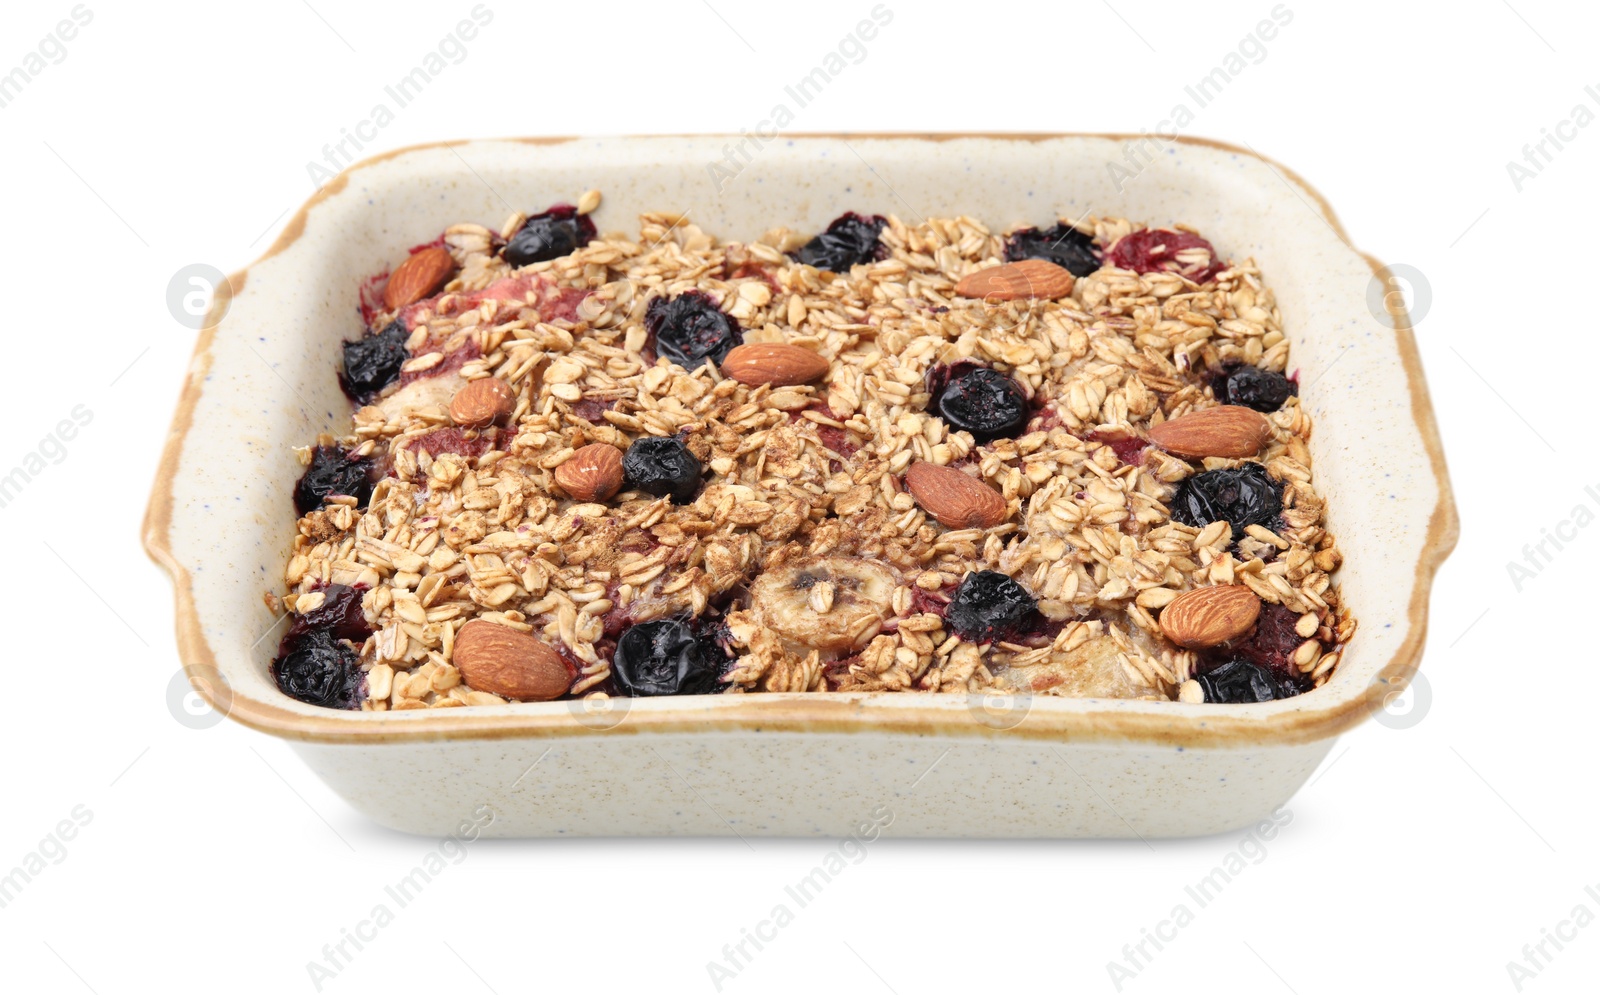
[272,629,365,709]
[294,446,375,515]
[947,570,1040,643]
[792,212,887,272]
[611,618,725,696]
[501,205,596,267]
[1170,463,1282,540]
[623,435,703,504]
[341,319,409,403]
[928,364,1029,442]
[1004,222,1101,278]
[284,584,372,643]
[1218,365,1297,413]
[645,291,742,370]
[1191,659,1298,703]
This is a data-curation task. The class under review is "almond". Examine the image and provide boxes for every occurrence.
[554,443,624,502]
[449,377,517,429]
[955,259,1075,301]
[720,343,829,387]
[453,620,574,701]
[1158,585,1261,649]
[904,462,1008,529]
[1147,405,1271,459]
[382,246,456,310]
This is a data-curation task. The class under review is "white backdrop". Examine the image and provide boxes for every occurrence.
[1,1,1591,992]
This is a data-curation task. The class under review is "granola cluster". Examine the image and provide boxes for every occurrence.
[276,197,1353,711]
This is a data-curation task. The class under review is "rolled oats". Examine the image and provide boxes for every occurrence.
[273,204,1353,711]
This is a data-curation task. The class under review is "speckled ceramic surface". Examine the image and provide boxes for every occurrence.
[143,135,1457,837]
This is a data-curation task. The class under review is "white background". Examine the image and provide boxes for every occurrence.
[0,1,1591,992]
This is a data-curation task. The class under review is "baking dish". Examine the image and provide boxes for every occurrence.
[143,134,1457,837]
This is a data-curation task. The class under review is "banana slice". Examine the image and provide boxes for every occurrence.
[995,633,1165,699]
[750,557,896,652]
[376,372,464,423]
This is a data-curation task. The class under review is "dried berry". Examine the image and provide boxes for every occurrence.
[1216,364,1297,413]
[284,584,372,644]
[611,619,725,696]
[1170,463,1282,540]
[501,205,596,267]
[1107,228,1224,283]
[272,629,365,709]
[947,570,1040,643]
[623,435,703,504]
[927,363,1029,442]
[646,291,742,370]
[294,446,375,515]
[340,319,409,403]
[1211,602,1312,690]
[1004,222,1101,277]
[1192,659,1300,703]
[792,212,887,272]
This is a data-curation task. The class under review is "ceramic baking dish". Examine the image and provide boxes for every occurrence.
[143,134,1457,838]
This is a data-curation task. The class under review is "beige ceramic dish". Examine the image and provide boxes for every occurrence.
[143,135,1457,837]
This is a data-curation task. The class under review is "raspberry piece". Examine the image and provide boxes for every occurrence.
[1107,228,1224,283]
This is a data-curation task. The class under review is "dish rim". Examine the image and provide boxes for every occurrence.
[141,132,1459,748]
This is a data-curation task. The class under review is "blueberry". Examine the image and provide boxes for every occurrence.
[294,446,375,515]
[1220,365,1297,413]
[1004,223,1101,278]
[928,364,1029,442]
[947,570,1040,643]
[623,435,703,504]
[284,584,372,644]
[792,212,887,272]
[1170,463,1282,541]
[645,291,742,370]
[272,629,365,709]
[272,585,371,709]
[611,618,725,696]
[501,205,596,267]
[1192,659,1299,703]
[341,319,409,402]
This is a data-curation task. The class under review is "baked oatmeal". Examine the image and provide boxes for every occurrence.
[271,196,1354,712]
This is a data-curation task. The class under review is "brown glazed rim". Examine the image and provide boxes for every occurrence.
[141,133,1459,748]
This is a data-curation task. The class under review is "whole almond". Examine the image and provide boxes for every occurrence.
[1148,405,1271,460]
[721,343,829,387]
[955,259,1075,301]
[383,246,456,310]
[554,443,624,502]
[905,462,1008,529]
[453,620,574,701]
[1158,585,1261,649]
[449,377,516,429]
